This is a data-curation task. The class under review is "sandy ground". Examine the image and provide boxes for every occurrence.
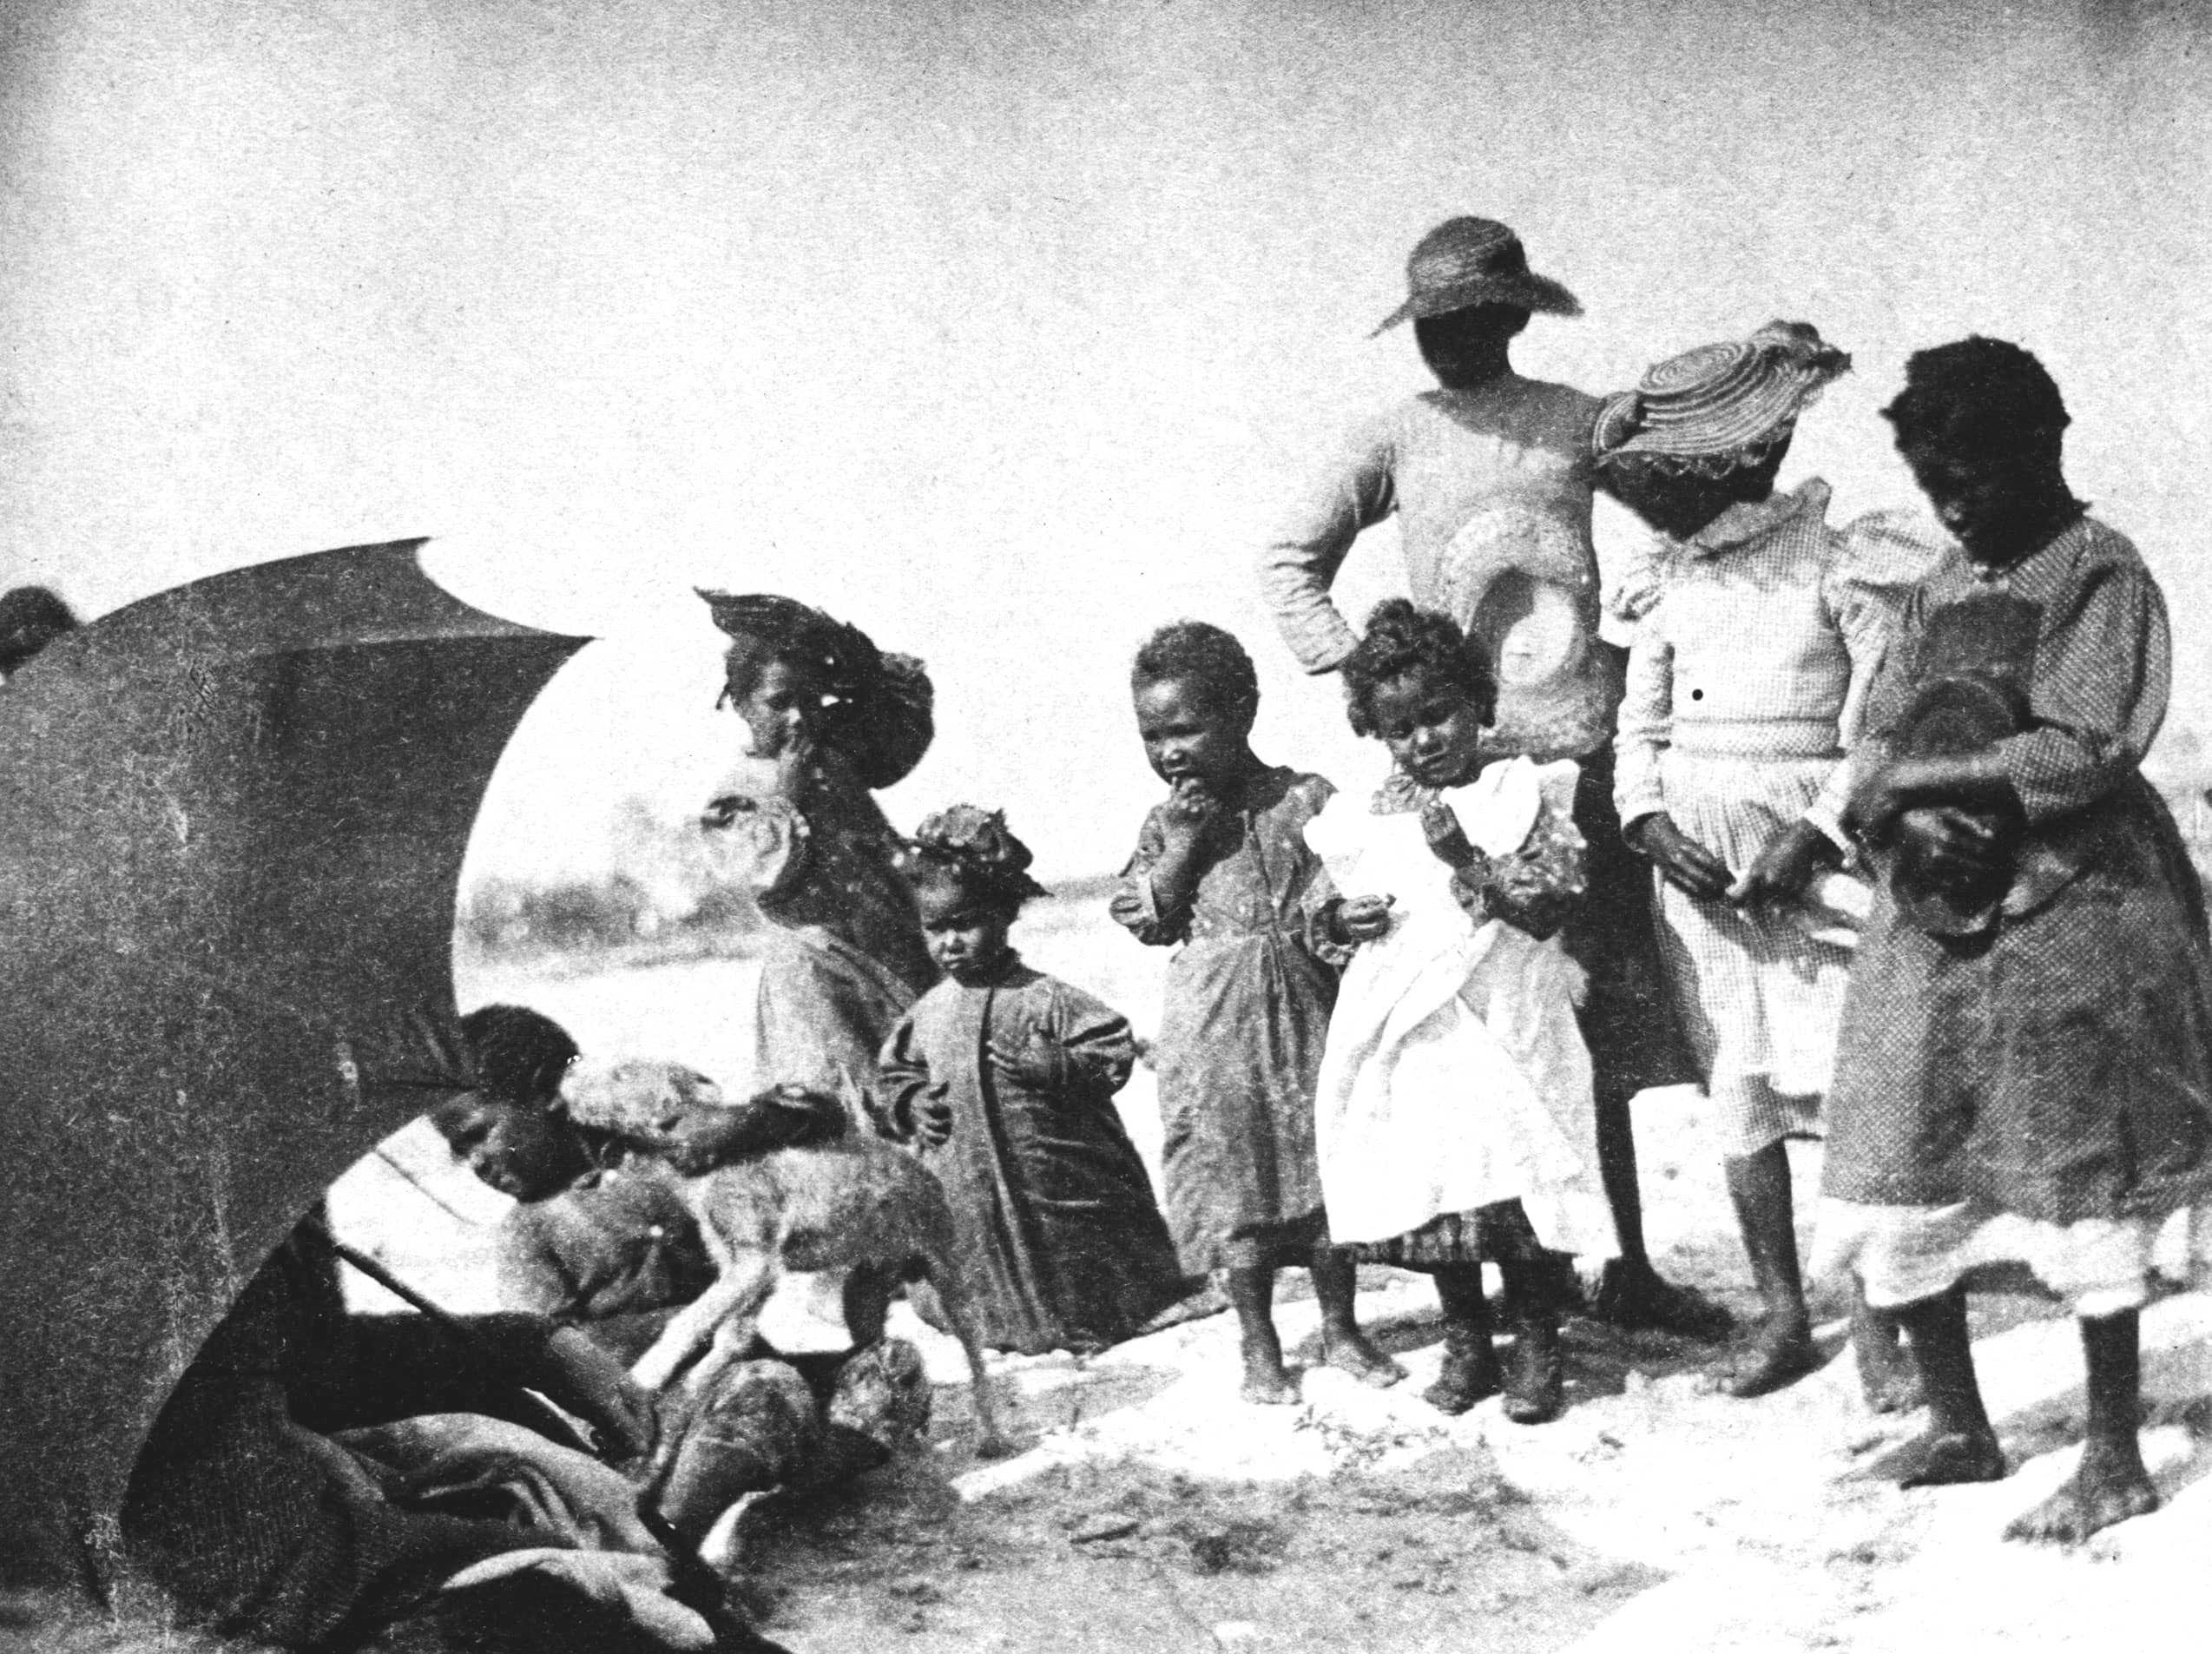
[80,898,2212,1651]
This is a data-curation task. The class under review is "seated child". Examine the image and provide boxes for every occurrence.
[434,1006,925,1545]
[1109,621,1399,1404]
[876,806,1188,1354]
[1305,600,1618,1424]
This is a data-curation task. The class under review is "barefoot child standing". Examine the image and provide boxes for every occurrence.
[1111,622,1401,1403]
[1306,600,1616,1424]
[1818,338,2212,1542]
[1595,322,1936,1403]
[877,806,1188,1354]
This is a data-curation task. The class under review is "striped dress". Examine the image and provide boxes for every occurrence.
[1613,481,1939,1156]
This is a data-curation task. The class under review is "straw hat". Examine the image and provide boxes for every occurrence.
[698,590,935,788]
[1592,320,1851,465]
[1372,217,1583,336]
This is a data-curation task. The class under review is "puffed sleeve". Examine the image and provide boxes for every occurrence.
[1109,805,1191,946]
[1611,594,1672,832]
[873,1010,934,1142]
[1017,979,1138,1097]
[1256,411,1401,675]
[1807,512,1947,845]
[1287,774,1356,966]
[1999,552,2170,822]
[696,788,809,905]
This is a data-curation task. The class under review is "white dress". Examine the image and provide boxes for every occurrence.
[1304,756,1619,1260]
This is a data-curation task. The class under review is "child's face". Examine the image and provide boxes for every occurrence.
[1896,434,2051,567]
[914,877,1013,985]
[732,657,820,760]
[1604,458,1737,541]
[1135,676,1254,793]
[1366,667,1488,788]
[435,1094,585,1203]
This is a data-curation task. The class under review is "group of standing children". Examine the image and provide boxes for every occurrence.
[478,218,2212,1552]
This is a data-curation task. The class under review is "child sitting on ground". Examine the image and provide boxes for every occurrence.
[1304,600,1616,1424]
[876,806,1188,1354]
[1109,620,1399,1404]
[434,1005,925,1545]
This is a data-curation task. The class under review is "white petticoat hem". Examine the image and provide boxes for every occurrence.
[1812,1196,2212,1318]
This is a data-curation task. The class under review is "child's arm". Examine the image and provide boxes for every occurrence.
[1110,803,1201,946]
[991,979,1137,1097]
[876,1014,951,1144]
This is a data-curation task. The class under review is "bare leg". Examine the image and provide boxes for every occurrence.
[1225,1266,1297,1403]
[1312,1248,1406,1388]
[2005,1309,2160,1543]
[1889,1283,2005,1487]
[1590,1077,1733,1341]
[1715,1140,1817,1397]
[1422,1265,1501,1414]
[1852,1287,1921,1413]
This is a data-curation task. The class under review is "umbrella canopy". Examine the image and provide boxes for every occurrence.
[0,540,587,1582]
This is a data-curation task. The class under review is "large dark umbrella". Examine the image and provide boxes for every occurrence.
[0,540,586,1583]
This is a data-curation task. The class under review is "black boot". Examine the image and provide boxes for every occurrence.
[1501,1258,1567,1425]
[1423,1266,1501,1415]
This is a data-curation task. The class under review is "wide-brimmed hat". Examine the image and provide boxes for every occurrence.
[1372,217,1583,336]
[697,590,935,788]
[1592,320,1850,465]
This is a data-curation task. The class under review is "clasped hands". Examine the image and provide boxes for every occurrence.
[1628,813,1837,907]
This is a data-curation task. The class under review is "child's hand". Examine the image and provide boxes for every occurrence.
[1336,893,1397,941]
[988,1029,1062,1088]
[1161,777,1224,841]
[1729,818,1837,908]
[1628,812,1732,901]
[1419,801,1478,870]
[918,1083,954,1146]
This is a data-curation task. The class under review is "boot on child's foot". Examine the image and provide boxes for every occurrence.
[1503,1315,1564,1425]
[1422,1327,1503,1415]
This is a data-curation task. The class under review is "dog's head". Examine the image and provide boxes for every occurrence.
[560,1057,728,1138]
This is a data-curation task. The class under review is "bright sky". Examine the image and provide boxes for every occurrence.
[4,0,2208,880]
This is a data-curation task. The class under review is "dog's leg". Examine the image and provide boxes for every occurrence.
[918,1259,1012,1460]
[840,1263,896,1349]
[631,1253,779,1394]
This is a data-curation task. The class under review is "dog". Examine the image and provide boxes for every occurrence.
[562,1060,1011,1462]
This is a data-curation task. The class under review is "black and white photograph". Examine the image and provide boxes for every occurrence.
[3,2,2210,1649]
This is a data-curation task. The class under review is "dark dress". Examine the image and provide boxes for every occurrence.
[707,748,938,1119]
[1820,517,2212,1304]
[1110,767,1347,1271]
[877,955,1188,1352]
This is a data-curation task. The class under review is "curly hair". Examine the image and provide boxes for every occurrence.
[458,1003,579,1109]
[1130,620,1259,719]
[1883,336,2069,459]
[904,804,1050,914]
[1339,599,1498,738]
[0,585,79,675]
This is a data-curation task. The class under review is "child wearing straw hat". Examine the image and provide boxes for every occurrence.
[1259,215,1722,1338]
[1594,322,1943,1403]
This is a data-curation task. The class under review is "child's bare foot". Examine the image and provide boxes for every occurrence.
[1321,1331,1407,1389]
[2003,1443,2160,1545]
[1715,1317,1818,1399]
[1590,1258,1734,1341]
[1893,1425,2007,1488]
[1240,1336,1300,1405]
